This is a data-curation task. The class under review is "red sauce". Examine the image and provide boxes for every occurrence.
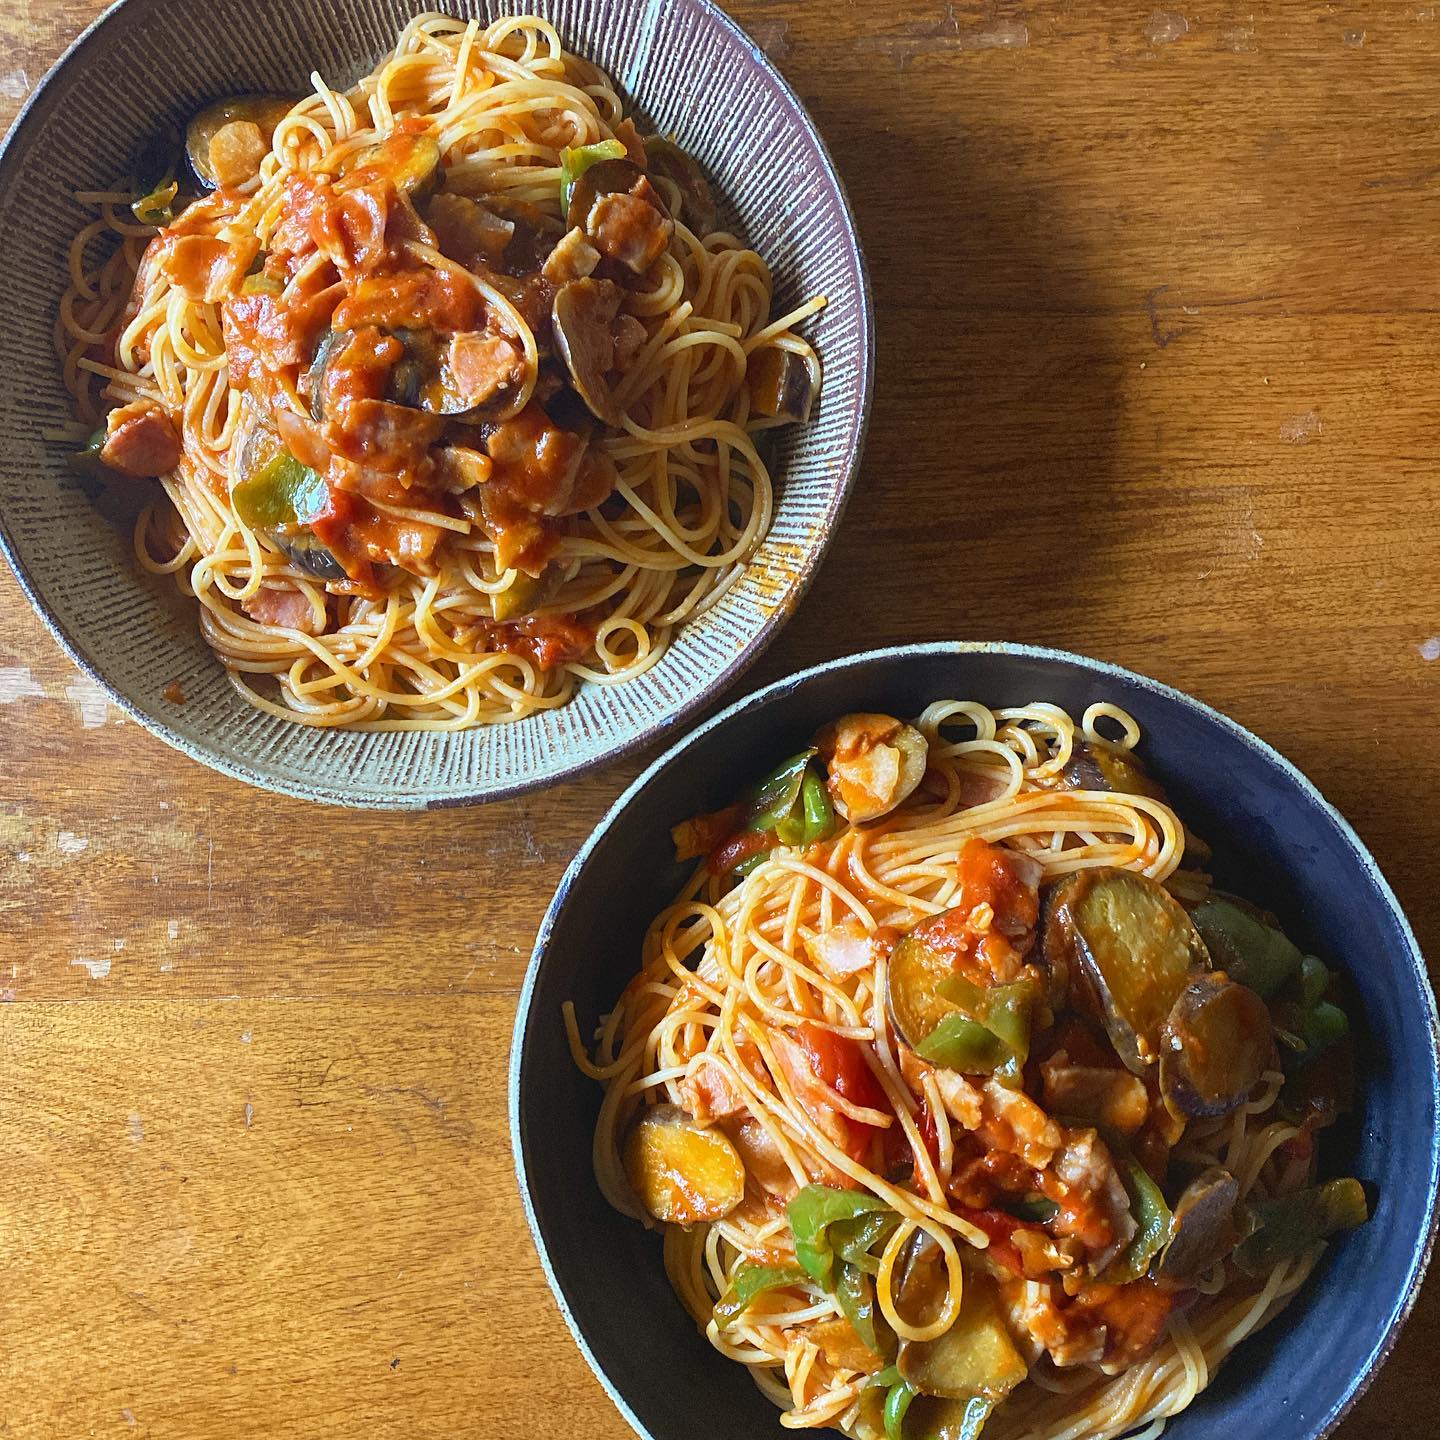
[205,131,627,646]
[952,1205,1037,1278]
[912,838,1039,987]
[333,267,484,335]
[488,613,596,671]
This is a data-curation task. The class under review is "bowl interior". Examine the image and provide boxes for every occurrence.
[0,0,869,807]
[514,642,1439,1440]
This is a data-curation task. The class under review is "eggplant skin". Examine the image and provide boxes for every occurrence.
[1155,1166,1240,1280]
[1042,868,1210,1074]
[1159,972,1275,1119]
[1062,739,1165,801]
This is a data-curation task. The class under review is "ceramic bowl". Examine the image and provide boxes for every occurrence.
[512,641,1439,1440]
[0,0,871,808]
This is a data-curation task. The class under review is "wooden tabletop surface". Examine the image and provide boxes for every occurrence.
[3,1,1437,1435]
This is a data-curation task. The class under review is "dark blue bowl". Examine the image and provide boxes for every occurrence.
[511,642,1439,1440]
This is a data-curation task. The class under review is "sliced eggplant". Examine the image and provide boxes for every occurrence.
[1042,868,1210,1074]
[891,1230,951,1332]
[306,330,345,422]
[748,347,815,424]
[187,95,292,190]
[565,156,645,230]
[905,1395,996,1440]
[1190,894,1303,999]
[552,278,625,427]
[1061,738,1165,800]
[1155,1166,1240,1281]
[277,532,346,582]
[481,195,565,275]
[425,191,515,267]
[129,123,182,226]
[815,712,929,823]
[1159,972,1274,1119]
[887,932,953,1054]
[622,1103,745,1226]
[896,1246,1027,1401]
[391,327,527,420]
[566,157,673,274]
[642,135,717,236]
[346,131,442,202]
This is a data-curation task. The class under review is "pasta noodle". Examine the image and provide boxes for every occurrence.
[56,12,822,729]
[571,700,1357,1440]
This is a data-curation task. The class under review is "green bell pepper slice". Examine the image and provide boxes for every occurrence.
[559,138,627,210]
[800,765,837,845]
[835,1261,884,1356]
[1190,896,1303,999]
[1233,1177,1368,1275]
[1102,1145,1173,1284]
[787,1184,891,1290]
[752,749,815,840]
[919,975,1035,1082]
[884,1377,917,1440]
[832,1210,902,1277]
[232,449,329,531]
[713,1261,809,1328]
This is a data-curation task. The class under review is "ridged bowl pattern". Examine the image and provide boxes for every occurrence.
[0,0,872,808]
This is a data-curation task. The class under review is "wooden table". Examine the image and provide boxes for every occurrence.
[2,1,1436,1435]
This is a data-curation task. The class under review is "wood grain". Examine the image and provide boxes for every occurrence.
[2,1,1438,1435]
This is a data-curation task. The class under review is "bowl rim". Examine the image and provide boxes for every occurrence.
[510,638,1440,1440]
[0,0,875,810]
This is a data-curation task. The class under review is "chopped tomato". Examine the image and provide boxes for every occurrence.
[308,487,442,591]
[957,836,1040,935]
[795,1022,888,1116]
[770,1025,889,1166]
[1069,1277,1177,1371]
[333,267,485,335]
[492,613,595,671]
[953,1205,1031,1278]
[911,837,1041,987]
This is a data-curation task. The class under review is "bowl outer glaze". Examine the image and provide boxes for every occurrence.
[512,641,1440,1440]
[0,0,872,808]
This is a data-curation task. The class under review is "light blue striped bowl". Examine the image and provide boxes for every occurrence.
[0,0,872,807]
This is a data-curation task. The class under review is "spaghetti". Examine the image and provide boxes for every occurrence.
[570,700,1366,1440]
[55,13,822,729]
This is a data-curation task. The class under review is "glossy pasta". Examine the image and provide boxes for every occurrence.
[56,12,822,729]
[570,701,1362,1440]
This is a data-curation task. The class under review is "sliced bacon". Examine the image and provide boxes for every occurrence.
[681,1056,747,1126]
[585,180,672,273]
[447,331,523,409]
[241,584,323,633]
[725,1116,799,1201]
[100,400,182,477]
[160,233,261,304]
